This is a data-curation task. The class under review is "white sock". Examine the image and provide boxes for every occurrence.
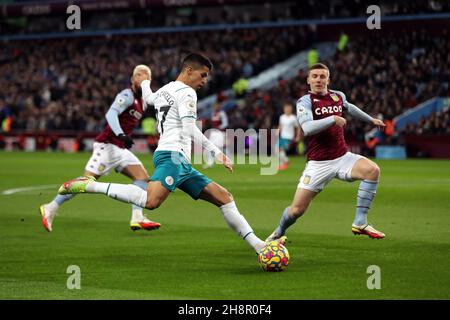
[245,233,266,252]
[131,180,147,221]
[86,182,147,208]
[132,208,144,221]
[220,201,265,252]
[86,181,109,193]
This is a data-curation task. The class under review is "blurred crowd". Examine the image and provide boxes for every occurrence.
[1,24,449,146]
[0,26,311,131]
[402,109,450,135]
[218,29,450,146]
[2,0,448,35]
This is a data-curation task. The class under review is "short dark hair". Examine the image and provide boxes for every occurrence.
[181,53,213,71]
[308,63,329,75]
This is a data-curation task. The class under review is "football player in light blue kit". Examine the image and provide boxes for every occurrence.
[58,53,286,254]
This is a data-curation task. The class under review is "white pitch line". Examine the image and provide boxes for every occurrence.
[1,184,59,195]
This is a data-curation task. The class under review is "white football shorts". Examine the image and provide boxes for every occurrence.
[297,152,364,192]
[85,142,143,176]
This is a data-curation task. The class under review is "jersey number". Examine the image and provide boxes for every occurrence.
[159,106,171,134]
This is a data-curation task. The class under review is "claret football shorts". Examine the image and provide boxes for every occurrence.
[298,152,363,192]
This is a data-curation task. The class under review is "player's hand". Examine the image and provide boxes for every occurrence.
[118,134,134,149]
[333,115,347,128]
[141,79,152,87]
[372,118,386,130]
[218,153,233,173]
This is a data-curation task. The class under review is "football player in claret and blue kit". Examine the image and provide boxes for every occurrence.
[267,63,387,242]
[40,65,161,232]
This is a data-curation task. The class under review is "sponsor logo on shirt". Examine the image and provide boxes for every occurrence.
[314,105,342,115]
[129,109,142,120]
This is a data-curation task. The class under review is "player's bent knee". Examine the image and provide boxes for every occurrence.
[368,164,380,180]
[146,199,162,210]
[219,191,233,206]
[290,205,306,217]
[216,188,233,207]
[136,175,149,181]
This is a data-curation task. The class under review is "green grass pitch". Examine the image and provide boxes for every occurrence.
[0,152,449,299]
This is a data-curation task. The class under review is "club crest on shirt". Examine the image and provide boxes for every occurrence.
[330,93,340,102]
[165,176,174,186]
[187,101,196,111]
[303,175,311,185]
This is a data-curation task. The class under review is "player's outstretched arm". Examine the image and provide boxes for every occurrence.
[105,109,125,136]
[217,152,233,173]
[105,108,134,148]
[334,90,386,129]
[105,90,134,137]
[181,117,233,172]
[345,102,386,129]
[301,116,338,136]
[371,118,386,130]
[141,79,155,105]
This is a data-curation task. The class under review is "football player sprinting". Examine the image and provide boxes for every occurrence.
[267,63,386,241]
[40,65,161,232]
[58,53,286,253]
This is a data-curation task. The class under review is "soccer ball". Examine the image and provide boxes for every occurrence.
[258,241,290,272]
